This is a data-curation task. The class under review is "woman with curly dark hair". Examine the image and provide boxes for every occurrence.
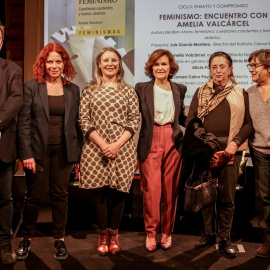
[16,43,82,260]
[135,49,187,252]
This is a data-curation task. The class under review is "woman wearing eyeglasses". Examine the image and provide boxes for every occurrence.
[247,49,270,257]
[186,51,252,258]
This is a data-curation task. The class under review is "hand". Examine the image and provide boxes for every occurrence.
[23,158,36,173]
[210,153,219,165]
[224,141,238,157]
[102,142,120,159]
[100,143,116,159]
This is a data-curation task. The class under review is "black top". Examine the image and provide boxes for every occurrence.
[203,85,230,139]
[48,95,65,144]
[17,80,82,163]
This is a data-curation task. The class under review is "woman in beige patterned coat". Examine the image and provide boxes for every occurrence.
[79,47,140,256]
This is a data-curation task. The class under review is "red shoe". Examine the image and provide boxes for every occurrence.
[108,229,120,255]
[161,242,172,250]
[97,229,109,256]
[161,234,172,250]
[145,236,157,252]
[145,243,157,252]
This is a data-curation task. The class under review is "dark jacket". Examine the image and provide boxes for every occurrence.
[135,80,187,161]
[0,58,23,163]
[182,117,220,162]
[17,79,82,163]
[182,117,221,181]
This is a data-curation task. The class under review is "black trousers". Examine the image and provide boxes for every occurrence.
[94,186,125,231]
[0,160,14,246]
[202,154,242,239]
[22,144,72,239]
[250,147,270,241]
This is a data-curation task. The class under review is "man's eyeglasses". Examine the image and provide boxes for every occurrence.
[247,63,264,70]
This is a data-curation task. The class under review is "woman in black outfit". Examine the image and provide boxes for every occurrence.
[16,43,81,261]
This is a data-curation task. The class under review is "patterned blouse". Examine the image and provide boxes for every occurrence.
[78,84,140,192]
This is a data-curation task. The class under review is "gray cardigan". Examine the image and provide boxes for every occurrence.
[248,84,270,154]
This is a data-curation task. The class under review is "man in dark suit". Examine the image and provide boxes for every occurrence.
[0,20,23,265]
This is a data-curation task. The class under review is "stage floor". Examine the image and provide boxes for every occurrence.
[6,178,270,270]
[8,215,270,270]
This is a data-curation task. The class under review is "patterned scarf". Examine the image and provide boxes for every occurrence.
[197,79,234,120]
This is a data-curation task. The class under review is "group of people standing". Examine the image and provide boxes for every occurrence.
[1,18,270,265]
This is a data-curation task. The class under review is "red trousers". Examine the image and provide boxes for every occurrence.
[140,124,182,238]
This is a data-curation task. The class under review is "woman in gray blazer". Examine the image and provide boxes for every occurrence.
[135,49,186,252]
[16,43,81,261]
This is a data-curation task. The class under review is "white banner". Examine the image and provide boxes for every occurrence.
[135,0,270,104]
